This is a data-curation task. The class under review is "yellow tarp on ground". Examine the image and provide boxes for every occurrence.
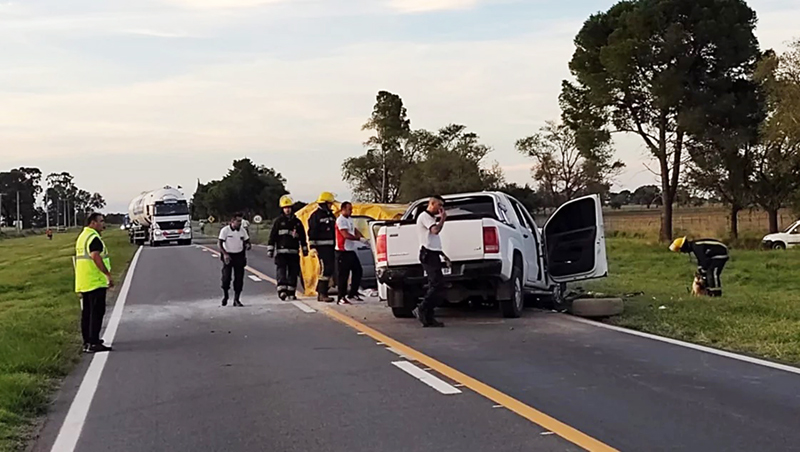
[296,202,408,296]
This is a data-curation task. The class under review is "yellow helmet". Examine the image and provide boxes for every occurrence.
[317,191,335,204]
[669,236,686,252]
[279,195,293,208]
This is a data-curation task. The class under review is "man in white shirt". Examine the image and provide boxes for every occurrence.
[218,213,251,307]
[416,195,449,327]
[335,202,366,305]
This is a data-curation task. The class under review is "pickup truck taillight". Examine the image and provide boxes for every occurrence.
[483,226,499,253]
[376,232,387,262]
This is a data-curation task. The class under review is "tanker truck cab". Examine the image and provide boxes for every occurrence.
[370,192,608,318]
[128,186,193,247]
[151,198,192,246]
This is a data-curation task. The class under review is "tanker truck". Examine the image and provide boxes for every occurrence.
[128,186,193,246]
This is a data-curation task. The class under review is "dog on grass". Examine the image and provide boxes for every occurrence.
[691,269,708,297]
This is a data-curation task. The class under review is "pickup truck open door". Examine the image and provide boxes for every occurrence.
[542,194,608,283]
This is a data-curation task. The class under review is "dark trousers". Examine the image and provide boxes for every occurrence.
[702,258,727,297]
[315,246,335,295]
[419,248,445,316]
[276,253,301,294]
[336,250,362,299]
[81,288,107,345]
[221,251,246,294]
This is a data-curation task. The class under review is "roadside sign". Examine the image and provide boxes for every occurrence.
[253,215,263,224]
[208,216,215,224]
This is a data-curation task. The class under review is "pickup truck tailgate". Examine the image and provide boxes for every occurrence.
[384,219,486,266]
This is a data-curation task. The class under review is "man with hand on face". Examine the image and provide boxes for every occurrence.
[219,212,251,307]
[416,195,450,327]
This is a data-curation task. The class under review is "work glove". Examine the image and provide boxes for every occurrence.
[310,249,318,258]
[267,250,274,258]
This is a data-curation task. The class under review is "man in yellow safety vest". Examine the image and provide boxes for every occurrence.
[74,213,114,353]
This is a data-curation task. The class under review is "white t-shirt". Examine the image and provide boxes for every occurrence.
[219,225,249,253]
[417,210,442,251]
[336,215,359,252]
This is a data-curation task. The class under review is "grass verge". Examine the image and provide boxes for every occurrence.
[0,229,136,451]
[584,238,800,365]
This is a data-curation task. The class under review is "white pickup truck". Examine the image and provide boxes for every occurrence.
[369,192,608,319]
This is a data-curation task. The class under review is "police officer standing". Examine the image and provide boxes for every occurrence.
[219,212,251,307]
[308,191,336,302]
[669,236,730,296]
[74,213,113,353]
[267,196,308,300]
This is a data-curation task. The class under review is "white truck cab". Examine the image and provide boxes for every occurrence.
[762,220,800,249]
[370,191,608,318]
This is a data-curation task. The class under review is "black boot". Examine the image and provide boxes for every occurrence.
[233,292,243,307]
[424,308,444,328]
[278,290,288,301]
[221,290,229,306]
[317,280,333,302]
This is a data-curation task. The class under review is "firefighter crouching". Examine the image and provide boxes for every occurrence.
[267,196,308,301]
[308,191,336,302]
[669,237,730,297]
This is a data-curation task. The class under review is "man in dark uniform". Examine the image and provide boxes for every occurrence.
[308,191,336,302]
[219,213,251,306]
[267,196,308,300]
[669,236,729,297]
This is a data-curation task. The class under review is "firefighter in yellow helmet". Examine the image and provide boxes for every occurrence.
[669,236,729,297]
[267,195,308,300]
[308,191,336,302]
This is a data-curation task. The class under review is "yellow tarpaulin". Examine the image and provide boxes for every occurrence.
[296,202,408,296]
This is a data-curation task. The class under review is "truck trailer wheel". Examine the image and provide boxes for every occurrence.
[499,260,524,318]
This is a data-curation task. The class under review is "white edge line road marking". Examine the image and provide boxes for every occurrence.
[290,300,316,313]
[566,315,800,376]
[247,275,262,282]
[391,361,462,395]
[50,245,143,452]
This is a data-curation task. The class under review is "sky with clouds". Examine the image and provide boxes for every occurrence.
[1,0,798,212]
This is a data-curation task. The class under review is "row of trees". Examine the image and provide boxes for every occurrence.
[0,169,106,229]
[342,0,799,240]
[562,0,800,239]
[191,158,290,221]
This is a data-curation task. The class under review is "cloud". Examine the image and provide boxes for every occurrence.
[162,0,287,10]
[388,0,480,13]
[120,28,194,38]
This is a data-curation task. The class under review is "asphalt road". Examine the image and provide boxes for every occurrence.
[34,243,800,452]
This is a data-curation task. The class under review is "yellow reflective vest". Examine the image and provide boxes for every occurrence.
[74,227,111,293]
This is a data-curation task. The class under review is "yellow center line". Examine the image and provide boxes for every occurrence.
[198,245,617,451]
[322,308,619,452]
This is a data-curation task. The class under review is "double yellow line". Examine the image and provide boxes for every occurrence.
[198,244,618,451]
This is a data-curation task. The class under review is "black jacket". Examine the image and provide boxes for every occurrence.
[682,239,729,267]
[267,214,308,255]
[308,204,336,249]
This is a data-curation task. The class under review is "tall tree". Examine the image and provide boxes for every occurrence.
[398,125,504,202]
[192,159,288,221]
[516,120,623,205]
[751,41,800,232]
[561,0,760,241]
[687,76,764,238]
[0,167,42,227]
[343,91,412,203]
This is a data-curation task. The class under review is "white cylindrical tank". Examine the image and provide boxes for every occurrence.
[127,187,186,227]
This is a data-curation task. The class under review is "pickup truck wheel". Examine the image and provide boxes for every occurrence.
[392,307,416,318]
[499,262,523,318]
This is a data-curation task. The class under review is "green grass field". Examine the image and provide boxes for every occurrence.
[585,238,800,364]
[0,229,136,451]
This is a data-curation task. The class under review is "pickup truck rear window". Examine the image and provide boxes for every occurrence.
[408,196,497,221]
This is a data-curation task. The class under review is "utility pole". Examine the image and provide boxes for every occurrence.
[16,191,21,231]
